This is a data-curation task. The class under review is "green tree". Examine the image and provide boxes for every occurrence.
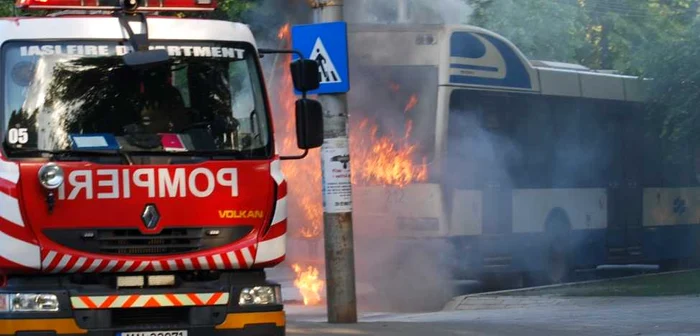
[635,19,700,160]
[0,0,16,17]
[469,0,697,74]
[576,0,695,73]
[469,0,587,63]
[217,0,255,20]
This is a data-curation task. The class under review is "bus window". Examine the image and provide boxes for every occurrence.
[445,89,520,189]
[510,96,555,188]
[347,65,438,167]
[446,90,636,191]
[550,98,585,188]
[568,99,621,188]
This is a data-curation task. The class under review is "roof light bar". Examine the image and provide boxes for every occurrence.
[15,0,217,11]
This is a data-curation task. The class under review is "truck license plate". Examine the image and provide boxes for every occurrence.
[118,330,187,336]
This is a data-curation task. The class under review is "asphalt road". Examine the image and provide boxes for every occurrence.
[285,295,700,335]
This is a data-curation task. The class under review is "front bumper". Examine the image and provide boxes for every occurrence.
[0,271,285,336]
[0,312,285,336]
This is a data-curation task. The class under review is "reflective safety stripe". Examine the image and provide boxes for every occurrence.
[0,157,38,272]
[255,233,286,264]
[70,292,229,309]
[0,230,40,269]
[253,159,288,267]
[0,159,19,184]
[42,246,257,273]
[270,196,287,226]
[215,311,285,330]
[0,191,24,227]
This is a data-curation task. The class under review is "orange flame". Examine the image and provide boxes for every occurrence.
[350,89,427,187]
[404,94,419,113]
[273,23,428,304]
[389,82,400,93]
[277,23,290,40]
[274,24,323,240]
[292,263,325,306]
[350,114,428,188]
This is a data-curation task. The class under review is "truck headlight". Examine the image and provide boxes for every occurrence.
[38,163,64,190]
[0,294,60,312]
[238,286,281,306]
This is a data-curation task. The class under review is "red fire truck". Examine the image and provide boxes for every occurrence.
[0,0,323,335]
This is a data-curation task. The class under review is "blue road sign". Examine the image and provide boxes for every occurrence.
[291,22,350,95]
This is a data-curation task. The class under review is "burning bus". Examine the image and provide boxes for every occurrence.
[344,22,700,287]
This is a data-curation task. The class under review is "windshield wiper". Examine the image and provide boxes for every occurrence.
[8,148,133,164]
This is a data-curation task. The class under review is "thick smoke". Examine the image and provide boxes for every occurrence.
[339,0,614,309]
[344,0,473,25]
[342,0,474,312]
[346,59,456,312]
[246,0,491,312]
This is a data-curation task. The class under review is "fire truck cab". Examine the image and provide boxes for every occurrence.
[0,1,323,335]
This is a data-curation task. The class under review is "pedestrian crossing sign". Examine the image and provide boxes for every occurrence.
[291,22,350,95]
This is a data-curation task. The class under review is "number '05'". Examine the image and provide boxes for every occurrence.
[7,128,28,144]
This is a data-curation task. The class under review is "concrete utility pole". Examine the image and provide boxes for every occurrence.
[308,0,358,324]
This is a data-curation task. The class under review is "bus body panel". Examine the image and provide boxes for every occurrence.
[511,188,607,233]
[449,189,482,236]
[642,187,700,261]
[440,25,540,93]
[353,183,447,238]
[642,187,700,227]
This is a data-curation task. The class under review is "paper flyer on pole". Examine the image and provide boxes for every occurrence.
[321,137,352,213]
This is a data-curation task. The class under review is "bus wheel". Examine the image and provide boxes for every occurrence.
[541,210,573,285]
[546,241,570,284]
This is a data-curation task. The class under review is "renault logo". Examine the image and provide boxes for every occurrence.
[141,204,160,229]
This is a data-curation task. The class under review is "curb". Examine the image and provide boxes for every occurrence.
[442,268,700,311]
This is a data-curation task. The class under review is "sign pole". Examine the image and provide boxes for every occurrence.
[308,0,357,324]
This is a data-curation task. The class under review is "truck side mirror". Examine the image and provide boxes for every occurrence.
[295,98,323,149]
[290,59,321,92]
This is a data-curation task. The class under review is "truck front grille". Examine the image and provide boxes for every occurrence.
[99,228,203,255]
[43,226,253,256]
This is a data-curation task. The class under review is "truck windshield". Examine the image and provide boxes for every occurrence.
[1,41,271,160]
